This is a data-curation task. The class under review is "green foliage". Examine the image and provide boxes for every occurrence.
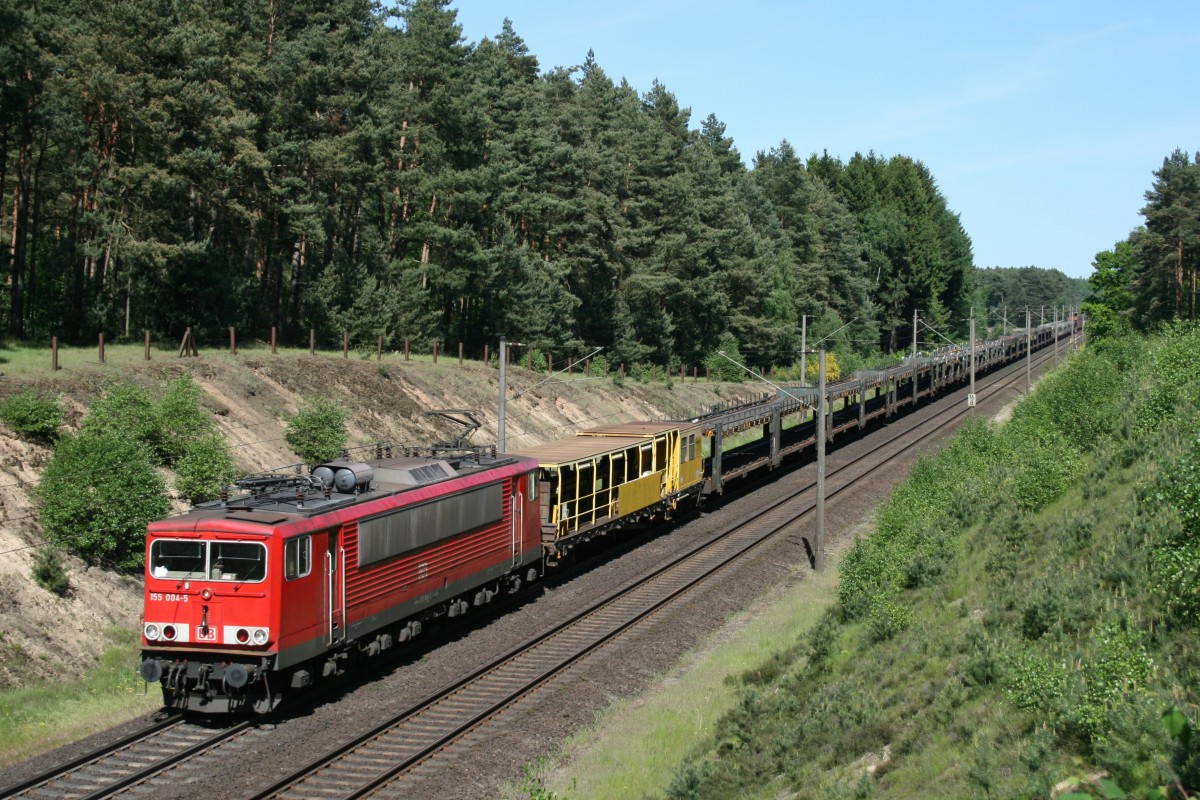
[703,334,745,383]
[3,0,988,375]
[1133,150,1200,327]
[81,377,218,466]
[1147,434,1200,627]
[517,760,564,800]
[666,757,716,800]
[81,382,159,446]
[975,265,1090,313]
[525,349,549,373]
[285,397,349,465]
[1002,647,1067,714]
[866,594,913,642]
[0,392,62,442]
[35,430,168,570]
[585,354,609,377]
[31,548,70,596]
[155,376,216,463]
[174,434,238,505]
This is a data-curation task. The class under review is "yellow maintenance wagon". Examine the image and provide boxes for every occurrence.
[510,422,706,557]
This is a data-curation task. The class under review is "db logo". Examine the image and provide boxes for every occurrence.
[196,627,217,642]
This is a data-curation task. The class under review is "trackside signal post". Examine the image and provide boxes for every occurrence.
[815,346,827,572]
[968,309,976,411]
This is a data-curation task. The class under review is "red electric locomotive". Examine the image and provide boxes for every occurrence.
[138,446,542,713]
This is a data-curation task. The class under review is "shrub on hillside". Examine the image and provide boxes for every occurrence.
[175,433,239,505]
[81,377,217,465]
[36,429,168,570]
[285,397,349,465]
[703,334,746,383]
[31,547,70,596]
[156,376,216,463]
[0,392,62,442]
[81,381,159,445]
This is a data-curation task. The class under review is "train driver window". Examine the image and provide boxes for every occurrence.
[210,541,267,582]
[285,535,312,581]
[149,540,204,579]
[527,471,538,501]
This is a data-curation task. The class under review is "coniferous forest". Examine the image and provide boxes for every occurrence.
[0,0,982,370]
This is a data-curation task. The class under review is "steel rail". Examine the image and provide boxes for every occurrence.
[1,717,254,800]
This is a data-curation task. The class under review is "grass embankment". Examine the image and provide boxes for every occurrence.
[0,629,160,768]
[658,325,1200,799]
[526,549,844,799]
[530,325,1200,800]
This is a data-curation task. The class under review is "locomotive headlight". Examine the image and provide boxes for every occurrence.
[162,625,177,641]
[252,628,269,645]
[144,623,160,641]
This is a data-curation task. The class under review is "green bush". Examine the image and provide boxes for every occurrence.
[81,381,159,445]
[867,594,914,642]
[0,392,63,442]
[526,348,549,373]
[703,334,746,383]
[35,430,168,570]
[81,377,217,465]
[31,547,70,595]
[174,433,239,505]
[285,397,349,465]
[155,376,215,463]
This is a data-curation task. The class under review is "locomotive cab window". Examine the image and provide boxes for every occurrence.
[285,535,312,580]
[210,542,267,582]
[526,472,538,501]
[149,540,205,579]
[148,539,266,582]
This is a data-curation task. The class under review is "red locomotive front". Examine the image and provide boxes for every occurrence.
[141,524,281,712]
[139,447,543,713]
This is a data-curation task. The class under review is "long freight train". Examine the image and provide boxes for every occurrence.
[138,319,1079,712]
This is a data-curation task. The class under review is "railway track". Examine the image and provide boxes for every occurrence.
[246,343,1071,800]
[0,716,256,800]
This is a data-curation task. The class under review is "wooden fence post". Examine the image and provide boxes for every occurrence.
[343,331,348,358]
[458,342,463,365]
[52,336,59,371]
[309,329,315,355]
[483,344,489,365]
[98,333,105,364]
[404,337,409,361]
[377,336,383,361]
[145,330,151,361]
[433,339,438,364]
[270,327,277,354]
[229,326,236,355]
[693,366,697,383]
[548,352,552,375]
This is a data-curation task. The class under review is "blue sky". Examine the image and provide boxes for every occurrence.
[450,1,1200,280]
